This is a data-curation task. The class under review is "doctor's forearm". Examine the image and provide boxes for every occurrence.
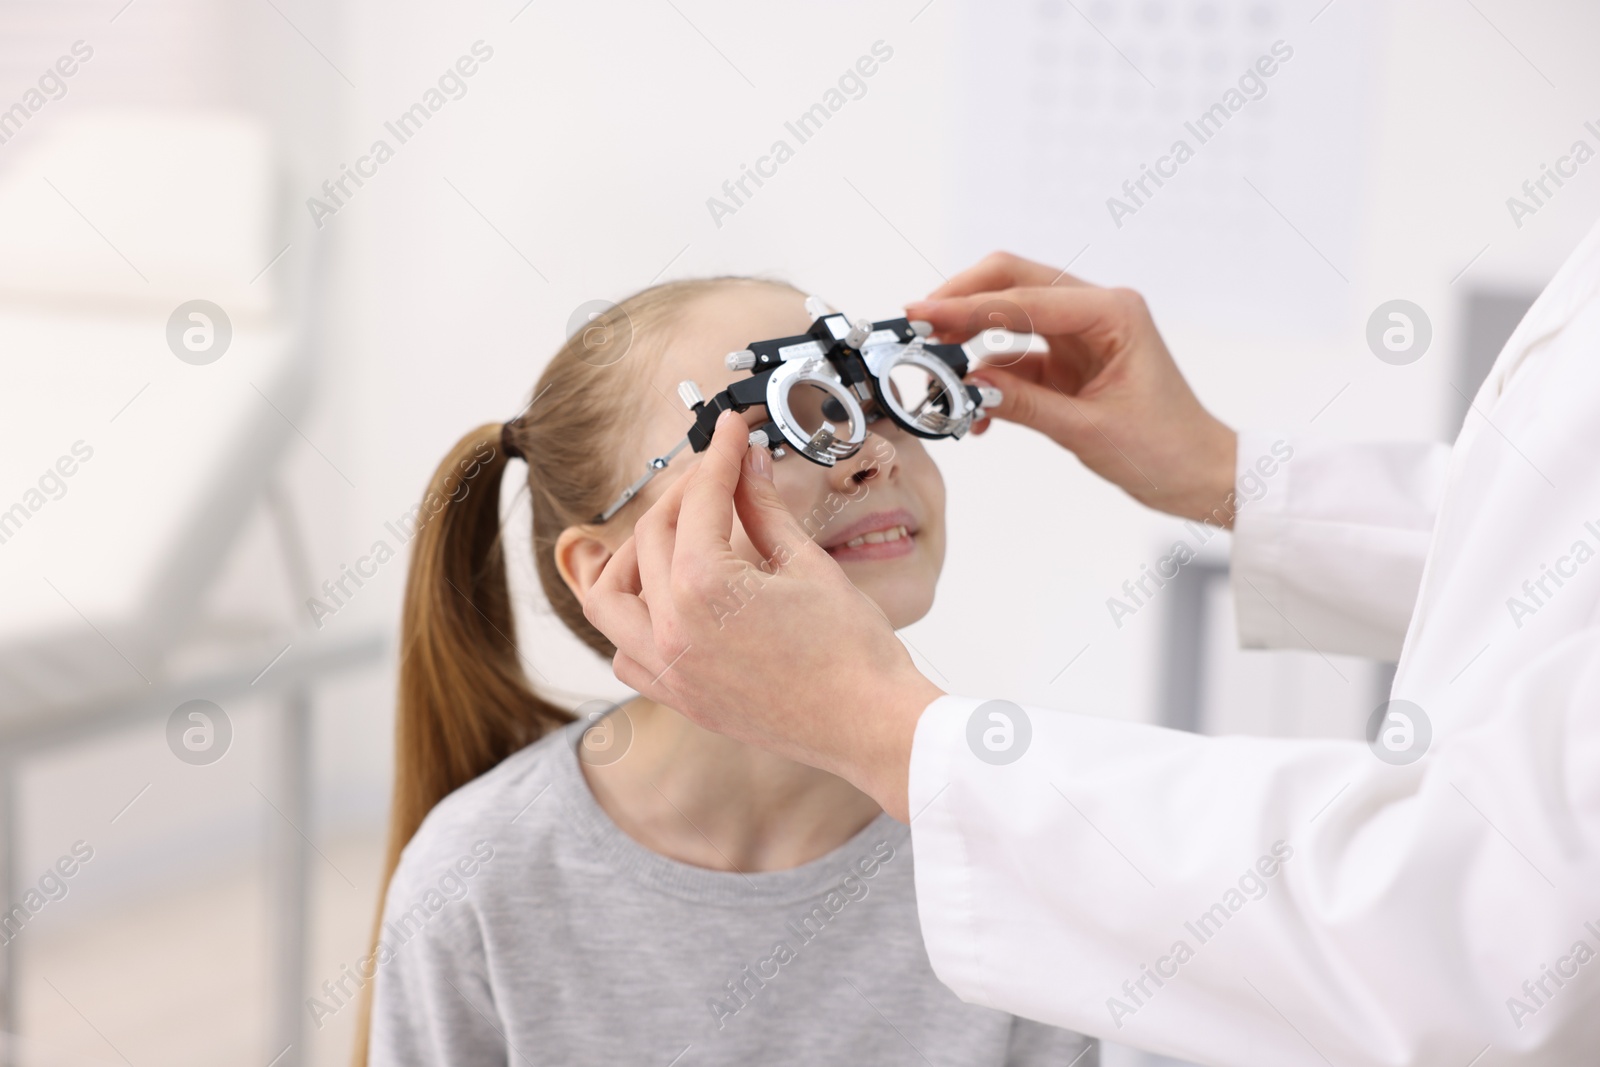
[1144,418,1238,527]
[845,673,944,824]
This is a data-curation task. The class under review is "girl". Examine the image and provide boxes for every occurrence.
[358,278,1097,1065]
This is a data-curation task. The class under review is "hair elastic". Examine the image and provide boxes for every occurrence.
[500,421,524,462]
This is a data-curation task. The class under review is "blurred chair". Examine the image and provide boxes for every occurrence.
[0,111,382,1066]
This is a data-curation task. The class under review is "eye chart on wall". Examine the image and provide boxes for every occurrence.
[953,0,1379,336]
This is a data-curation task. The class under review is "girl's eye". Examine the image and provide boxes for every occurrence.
[779,383,840,439]
[886,363,950,418]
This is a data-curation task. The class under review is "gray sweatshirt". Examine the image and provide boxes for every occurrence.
[370,721,1097,1066]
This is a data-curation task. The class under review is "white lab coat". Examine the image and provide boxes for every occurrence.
[909,219,1600,1066]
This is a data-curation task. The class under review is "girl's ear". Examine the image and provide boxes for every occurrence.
[554,525,615,601]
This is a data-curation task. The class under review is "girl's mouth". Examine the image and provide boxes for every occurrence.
[820,509,918,563]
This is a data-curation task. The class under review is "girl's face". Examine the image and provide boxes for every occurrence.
[557,285,947,629]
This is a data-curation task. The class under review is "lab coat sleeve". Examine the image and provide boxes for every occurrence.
[1230,431,1452,660]
[909,636,1600,1067]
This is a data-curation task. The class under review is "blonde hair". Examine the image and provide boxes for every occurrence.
[351,276,796,1064]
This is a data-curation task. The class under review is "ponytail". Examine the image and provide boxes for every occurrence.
[351,424,572,1065]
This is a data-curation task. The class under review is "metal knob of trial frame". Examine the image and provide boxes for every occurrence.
[726,349,757,372]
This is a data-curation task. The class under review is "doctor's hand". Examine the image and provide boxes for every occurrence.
[905,252,1239,526]
[583,410,943,822]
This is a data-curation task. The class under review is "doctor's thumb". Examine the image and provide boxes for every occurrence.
[734,446,810,568]
[968,367,1057,440]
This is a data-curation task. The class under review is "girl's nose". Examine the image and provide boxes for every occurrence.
[833,430,897,491]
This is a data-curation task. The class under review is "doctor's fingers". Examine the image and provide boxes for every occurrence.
[732,446,816,569]
[584,538,668,680]
[964,352,1044,436]
[971,349,1048,386]
[904,285,1134,349]
[961,361,1102,450]
[633,465,691,613]
[923,251,1088,302]
[973,343,1103,397]
[610,648,672,707]
[672,411,749,583]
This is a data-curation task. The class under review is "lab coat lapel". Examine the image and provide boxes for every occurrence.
[1396,215,1600,712]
